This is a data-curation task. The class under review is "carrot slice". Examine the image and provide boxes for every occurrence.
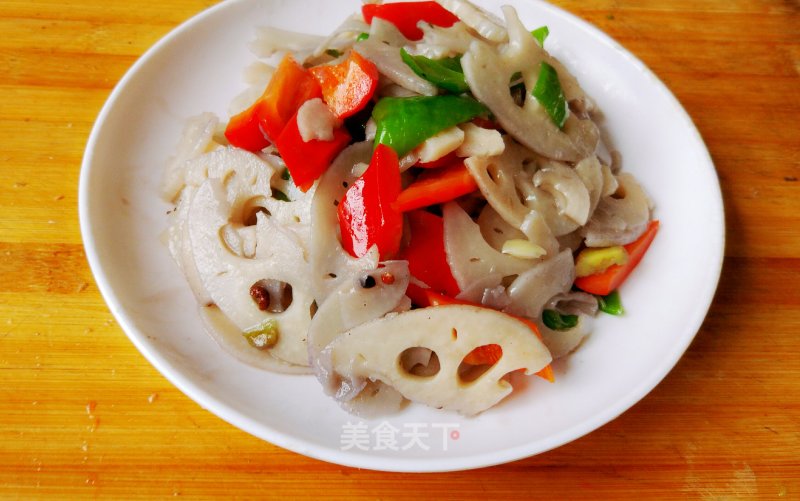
[574,220,660,296]
[463,344,502,365]
[394,162,478,212]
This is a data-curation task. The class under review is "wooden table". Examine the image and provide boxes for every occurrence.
[1,0,798,498]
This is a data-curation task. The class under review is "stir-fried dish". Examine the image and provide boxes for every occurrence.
[161,0,658,416]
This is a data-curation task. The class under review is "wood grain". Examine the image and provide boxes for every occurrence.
[1,0,798,498]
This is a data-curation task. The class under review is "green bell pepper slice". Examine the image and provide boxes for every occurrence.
[531,26,549,46]
[372,95,487,156]
[400,49,469,94]
[542,309,579,331]
[597,290,625,316]
[531,61,568,129]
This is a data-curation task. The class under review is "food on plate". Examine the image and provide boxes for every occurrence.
[161,0,658,416]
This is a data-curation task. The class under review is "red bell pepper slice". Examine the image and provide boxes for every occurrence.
[338,144,403,259]
[257,55,322,142]
[362,1,459,41]
[224,104,270,152]
[574,220,660,296]
[394,161,478,212]
[224,54,321,151]
[406,286,554,382]
[274,111,351,192]
[398,211,460,297]
[310,51,379,119]
[404,282,433,307]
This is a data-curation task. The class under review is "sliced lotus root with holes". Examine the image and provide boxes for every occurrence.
[582,173,652,247]
[160,113,219,203]
[308,262,410,399]
[187,178,314,367]
[183,146,314,240]
[168,147,312,303]
[460,10,598,162]
[464,139,529,229]
[464,140,559,255]
[165,185,213,306]
[328,305,552,415]
[442,202,534,293]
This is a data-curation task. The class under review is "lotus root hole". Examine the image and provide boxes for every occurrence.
[249,279,293,313]
[458,344,503,383]
[398,347,441,378]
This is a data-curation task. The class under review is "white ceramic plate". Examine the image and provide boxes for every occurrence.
[79,0,724,472]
